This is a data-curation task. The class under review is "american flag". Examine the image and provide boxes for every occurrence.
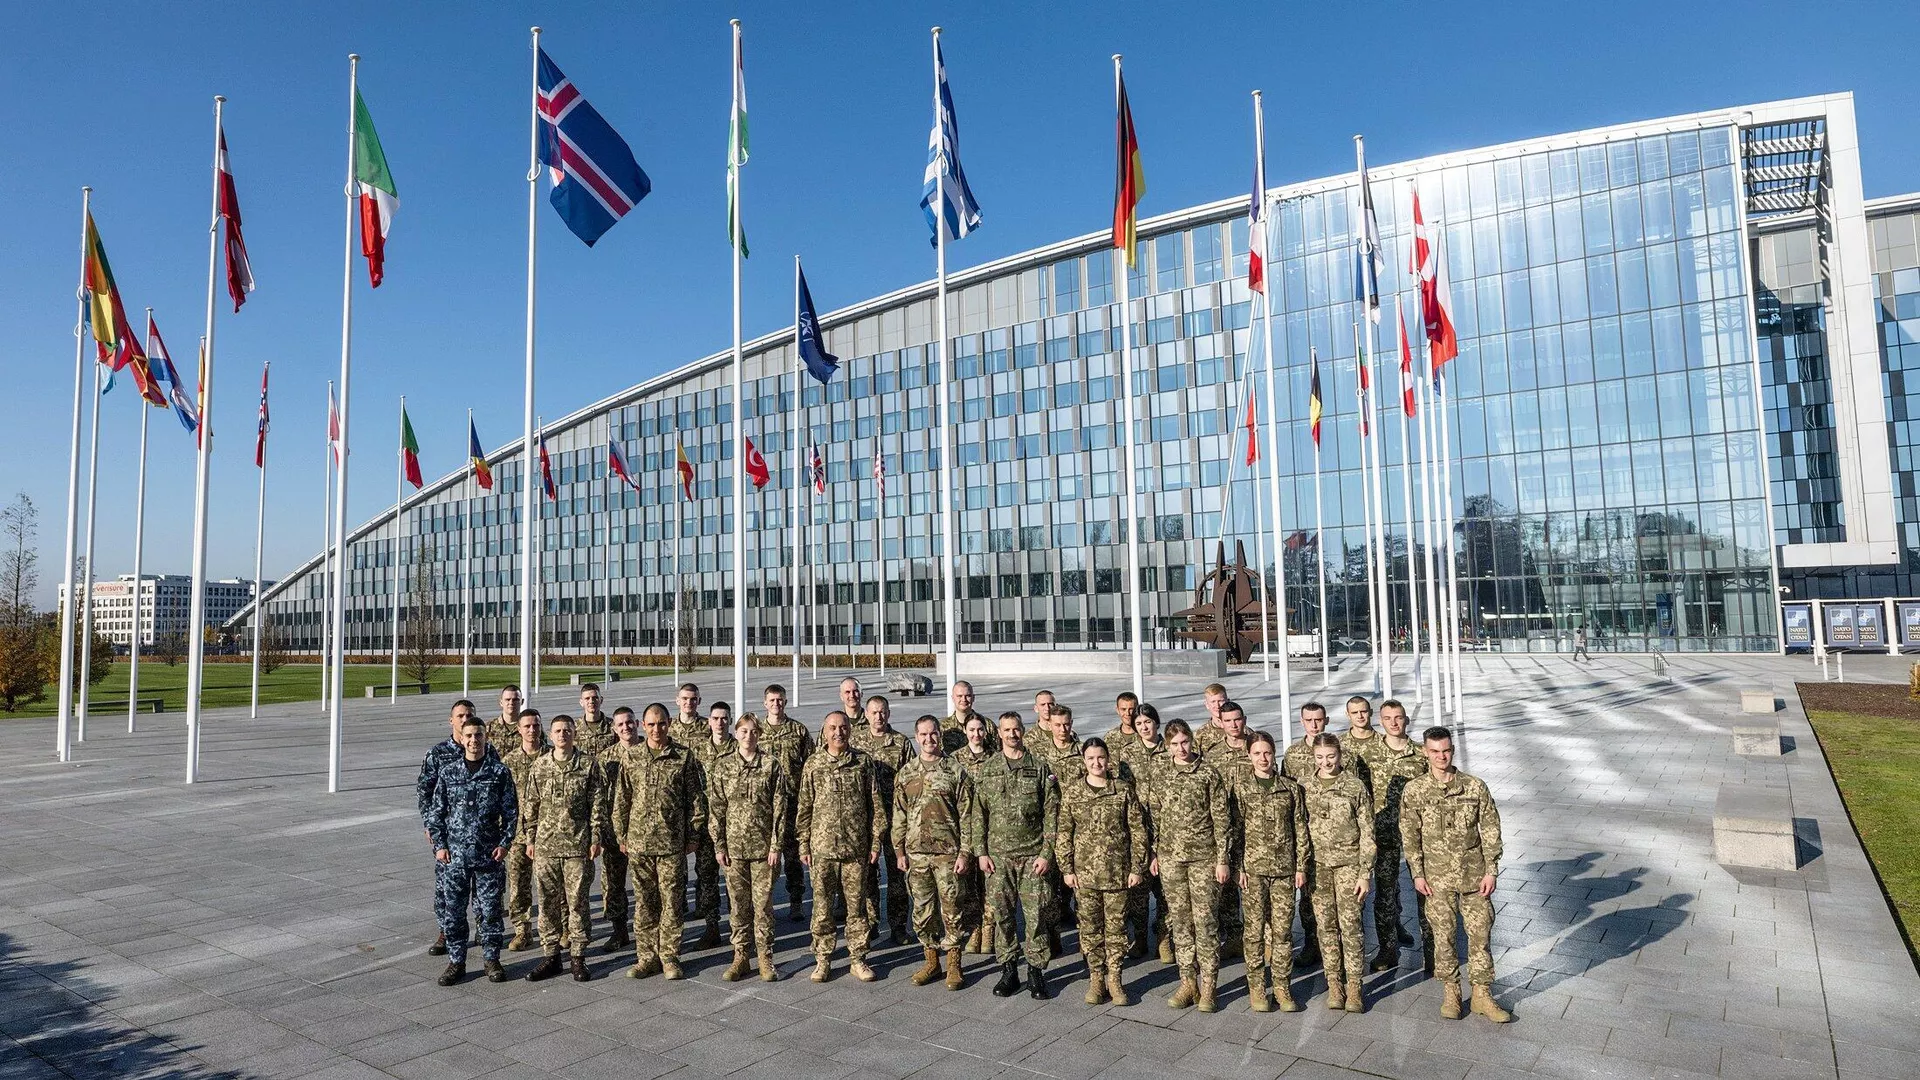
[873,449,886,498]
[810,446,826,495]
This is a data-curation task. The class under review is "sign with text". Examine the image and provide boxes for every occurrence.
[1822,603,1889,650]
[1782,603,1814,649]
[1824,604,1857,648]
[1900,602,1920,647]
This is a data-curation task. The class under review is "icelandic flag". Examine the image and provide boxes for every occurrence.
[148,315,198,434]
[796,261,839,384]
[608,436,638,491]
[537,47,652,247]
[920,37,981,244]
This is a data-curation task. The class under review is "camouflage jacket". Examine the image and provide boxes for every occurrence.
[1205,733,1260,792]
[796,748,882,862]
[850,726,913,826]
[500,744,544,835]
[759,717,815,793]
[1101,722,1137,758]
[941,709,997,755]
[576,712,618,757]
[487,715,542,759]
[1302,772,1376,870]
[1057,776,1148,890]
[610,742,708,857]
[690,732,737,777]
[1231,772,1309,878]
[1283,735,1370,792]
[1031,735,1085,788]
[417,737,499,824]
[969,751,1057,863]
[425,756,519,860]
[1193,722,1231,759]
[892,755,976,856]
[709,750,791,860]
[1115,737,1166,798]
[522,749,608,858]
[1355,735,1426,824]
[1147,756,1230,866]
[1399,769,1503,891]
[669,714,706,751]
[953,744,997,776]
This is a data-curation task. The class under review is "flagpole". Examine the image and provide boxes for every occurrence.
[390,395,405,703]
[518,27,542,700]
[1113,54,1144,700]
[672,450,681,687]
[727,18,748,717]
[1255,159,1292,732]
[603,421,613,686]
[1245,367,1272,681]
[533,417,544,696]
[1352,310,1379,695]
[791,258,803,704]
[1440,349,1463,716]
[931,27,960,694]
[181,98,228,784]
[1312,348,1329,690]
[1366,317,1393,698]
[876,452,886,676]
[249,361,269,718]
[1396,298,1423,705]
[320,383,334,716]
[1417,351,1443,712]
[327,59,359,793]
[56,188,91,763]
[130,311,152,734]
[78,359,103,743]
[463,408,474,699]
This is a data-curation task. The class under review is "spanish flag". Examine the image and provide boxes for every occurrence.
[468,416,493,490]
[1308,347,1323,449]
[1111,64,1144,268]
[674,438,695,501]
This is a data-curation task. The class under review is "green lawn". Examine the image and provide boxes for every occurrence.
[1806,708,1920,968]
[2,662,668,719]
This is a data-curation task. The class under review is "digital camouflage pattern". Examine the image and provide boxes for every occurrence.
[1283,735,1368,787]
[709,749,791,958]
[760,715,816,901]
[611,743,708,963]
[953,744,998,943]
[1305,771,1376,985]
[797,748,883,863]
[941,709,996,756]
[853,725,913,932]
[575,712,617,757]
[1149,756,1230,978]
[1057,775,1147,977]
[1401,768,1503,986]
[670,714,707,751]
[523,748,605,956]
[973,751,1058,967]
[426,755,518,966]
[1232,772,1307,989]
[1031,734,1084,787]
[1355,734,1427,949]
[686,731,735,924]
[1114,735,1169,947]
[597,748,631,933]
[500,744,543,938]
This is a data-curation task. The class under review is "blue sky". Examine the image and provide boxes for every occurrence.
[6,1,1918,604]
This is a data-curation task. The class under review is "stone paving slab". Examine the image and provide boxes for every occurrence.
[0,651,1915,1078]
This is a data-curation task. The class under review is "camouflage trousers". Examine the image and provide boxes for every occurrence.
[989,856,1054,969]
[505,840,536,936]
[691,835,720,922]
[1310,862,1367,985]
[1216,878,1243,946]
[1075,886,1128,972]
[534,855,595,958]
[1161,860,1219,980]
[601,844,629,932]
[1425,887,1496,988]
[808,858,872,961]
[1372,822,1408,949]
[780,809,806,907]
[437,856,506,966]
[905,853,967,951]
[1126,873,1167,947]
[723,855,777,957]
[628,853,688,962]
[1240,872,1296,987]
[865,841,909,933]
[961,865,987,936]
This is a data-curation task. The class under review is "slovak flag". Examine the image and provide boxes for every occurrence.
[810,446,826,495]
[743,436,770,489]
[537,46,652,247]
[608,436,637,490]
[537,431,557,501]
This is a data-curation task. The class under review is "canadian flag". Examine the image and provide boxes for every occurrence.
[1409,187,1458,375]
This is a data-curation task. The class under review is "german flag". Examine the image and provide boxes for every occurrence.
[1308,347,1323,449]
[1111,64,1144,267]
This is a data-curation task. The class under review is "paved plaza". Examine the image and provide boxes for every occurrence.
[1,652,1916,1080]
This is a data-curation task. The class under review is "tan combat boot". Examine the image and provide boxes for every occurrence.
[809,955,832,983]
[1440,981,1463,1020]
[723,950,751,981]
[1470,986,1512,1023]
[1105,960,1130,1007]
[911,947,942,986]
[661,956,684,981]
[982,921,997,956]
[943,949,964,991]
[849,959,877,982]
[1157,935,1175,965]
[1084,959,1109,1006]
[1343,976,1364,1013]
[1196,974,1218,1013]
[1273,974,1300,1013]
[1325,973,1345,1010]
[1167,976,1198,1009]
[507,928,530,952]
[1247,968,1272,1013]
[758,952,780,982]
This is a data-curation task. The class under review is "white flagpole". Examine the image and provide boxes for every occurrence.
[390,395,404,704]
[130,311,152,734]
[809,445,819,680]
[1245,368,1272,681]
[1254,92,1290,728]
[320,383,334,716]
[78,360,103,743]
[1113,53,1144,700]
[327,60,357,792]
[932,28,959,694]
[1352,311,1380,695]
[1312,349,1329,690]
[790,259,803,704]
[518,27,542,700]
[57,187,91,763]
[673,453,682,687]
[249,360,269,718]
[1368,316,1393,698]
[603,422,613,685]
[1440,352,1463,716]
[462,408,474,699]
[185,99,227,784]
[1417,354,1442,712]
[1395,298,1424,706]
[729,19,748,714]
[876,451,886,676]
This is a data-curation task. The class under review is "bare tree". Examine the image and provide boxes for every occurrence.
[679,588,697,671]
[0,495,47,711]
[257,613,291,677]
[154,630,186,667]
[401,544,445,685]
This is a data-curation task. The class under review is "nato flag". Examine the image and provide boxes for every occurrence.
[796,262,839,384]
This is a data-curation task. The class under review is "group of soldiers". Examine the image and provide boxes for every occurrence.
[415,676,1511,1024]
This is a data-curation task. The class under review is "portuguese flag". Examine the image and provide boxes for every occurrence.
[353,89,398,287]
[400,404,422,489]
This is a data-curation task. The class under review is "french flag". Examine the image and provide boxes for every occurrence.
[537,47,652,247]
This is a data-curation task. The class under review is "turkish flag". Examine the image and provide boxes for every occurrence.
[744,436,770,489]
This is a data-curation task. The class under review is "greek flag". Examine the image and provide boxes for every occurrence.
[920,38,981,244]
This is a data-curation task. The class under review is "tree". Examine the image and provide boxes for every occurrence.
[154,629,186,667]
[0,494,47,711]
[256,613,291,677]
[678,587,697,671]
[400,544,445,685]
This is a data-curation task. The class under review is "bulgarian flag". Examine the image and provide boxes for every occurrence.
[400,404,422,489]
[353,89,398,287]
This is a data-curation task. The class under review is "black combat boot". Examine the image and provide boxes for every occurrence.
[526,953,562,982]
[992,959,1021,997]
[570,955,592,982]
[428,931,448,956]
[1026,964,1049,1000]
[484,959,507,983]
[436,963,464,986]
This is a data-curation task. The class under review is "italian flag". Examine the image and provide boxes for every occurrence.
[354,89,398,287]
[400,405,422,489]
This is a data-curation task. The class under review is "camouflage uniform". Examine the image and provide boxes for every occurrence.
[1193,722,1231,759]
[953,745,998,947]
[1029,736,1082,936]
[1056,774,1147,985]
[892,755,976,951]
[1232,772,1309,994]
[426,754,519,967]
[1205,734,1261,951]
[523,749,608,958]
[971,751,1058,969]
[1101,722,1137,759]
[487,714,542,759]
[1283,736,1366,950]
[418,738,498,938]
[610,742,708,966]
[577,713,624,935]
[1354,735,1428,959]
[851,725,913,936]
[941,709,996,756]
[669,714,707,752]
[1303,771,1376,988]
[759,716,816,910]
[499,744,544,941]
[796,747,882,962]
[1115,737,1169,950]
[709,749,791,960]
[686,732,735,929]
[1400,769,1503,989]
[1148,755,1230,982]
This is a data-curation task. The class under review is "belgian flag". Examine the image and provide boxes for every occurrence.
[1308,347,1323,449]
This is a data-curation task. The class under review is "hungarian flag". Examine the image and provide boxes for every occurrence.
[353,89,398,287]
[1397,303,1416,417]
[1308,347,1323,449]
[1111,67,1144,268]
[253,362,270,468]
[1242,381,1258,467]
[1410,188,1458,375]
[217,124,255,311]
[399,405,422,489]
[727,21,749,258]
[743,436,770,489]
[674,439,694,500]
[608,436,637,490]
[467,416,491,489]
[538,432,557,501]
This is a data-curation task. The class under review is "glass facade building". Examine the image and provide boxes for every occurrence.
[242,93,1912,657]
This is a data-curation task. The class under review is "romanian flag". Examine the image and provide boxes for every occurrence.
[1308,347,1323,449]
[1111,66,1144,268]
[468,416,492,490]
[400,404,422,489]
[674,438,694,500]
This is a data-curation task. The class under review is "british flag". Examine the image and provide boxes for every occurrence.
[872,449,885,498]
[537,46,652,247]
[810,446,826,496]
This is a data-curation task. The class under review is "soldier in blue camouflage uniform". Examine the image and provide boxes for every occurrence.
[426,713,518,985]
[419,700,493,957]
